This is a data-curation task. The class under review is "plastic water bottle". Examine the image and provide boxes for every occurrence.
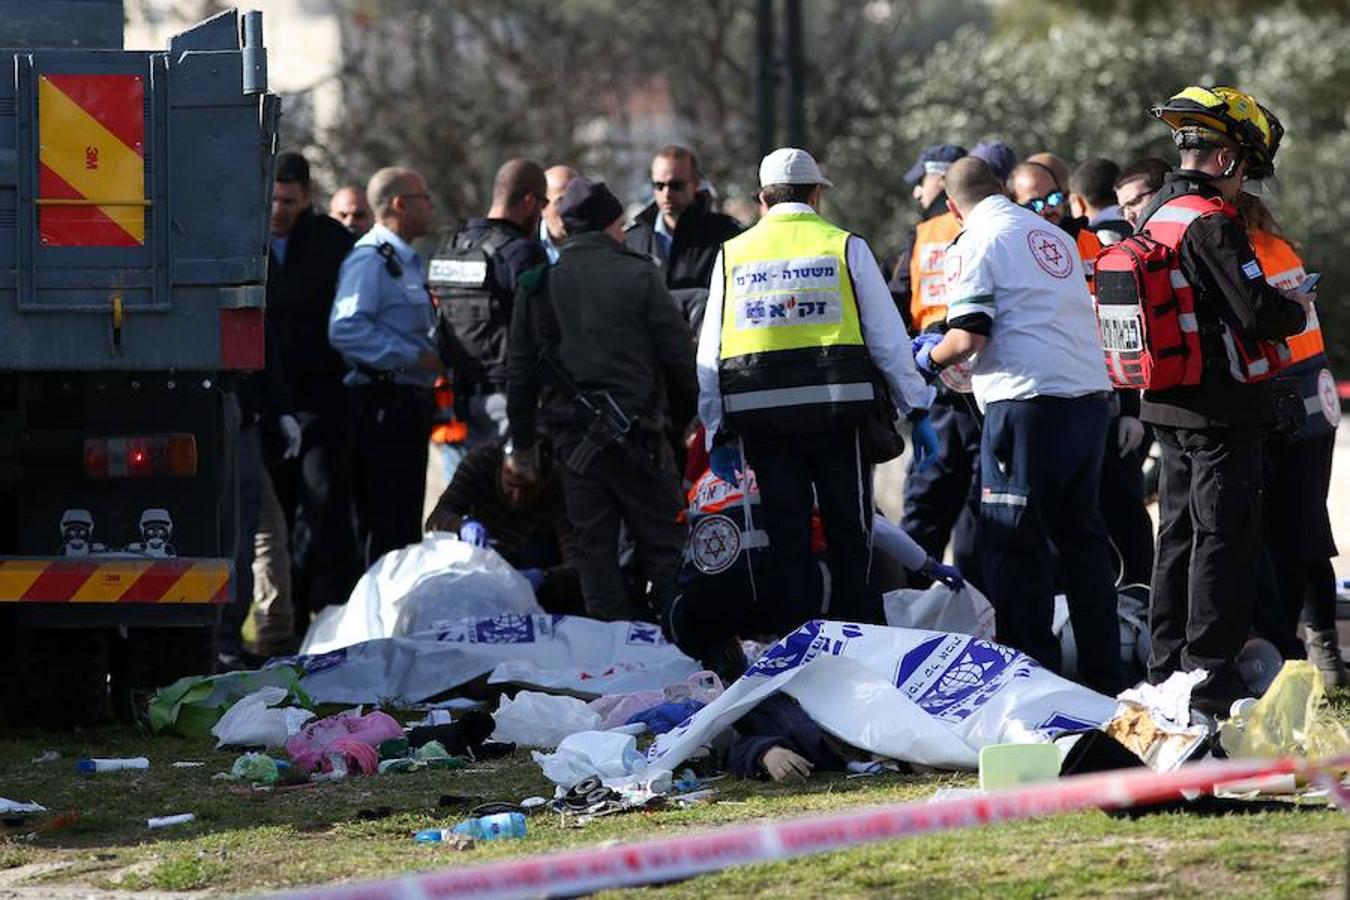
[451,812,527,841]
[413,828,455,843]
[76,756,149,773]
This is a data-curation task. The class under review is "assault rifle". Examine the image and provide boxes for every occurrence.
[527,267,651,475]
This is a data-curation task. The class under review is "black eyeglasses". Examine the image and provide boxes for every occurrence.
[652,180,688,193]
[1020,191,1066,214]
[1120,189,1157,213]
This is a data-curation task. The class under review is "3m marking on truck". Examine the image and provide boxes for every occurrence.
[37,73,146,246]
[0,559,229,604]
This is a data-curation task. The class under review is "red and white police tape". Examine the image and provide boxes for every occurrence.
[281,753,1349,900]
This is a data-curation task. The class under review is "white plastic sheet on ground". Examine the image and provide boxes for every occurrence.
[883,583,996,639]
[299,534,542,655]
[274,615,700,705]
[491,691,601,748]
[210,686,315,749]
[532,730,649,785]
[648,619,1118,772]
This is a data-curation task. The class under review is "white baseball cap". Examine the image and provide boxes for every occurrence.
[758,147,833,188]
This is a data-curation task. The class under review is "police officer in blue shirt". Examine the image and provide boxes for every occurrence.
[329,166,441,567]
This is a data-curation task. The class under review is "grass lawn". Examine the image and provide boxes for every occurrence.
[0,695,1347,898]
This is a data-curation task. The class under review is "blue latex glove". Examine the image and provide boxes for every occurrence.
[626,699,706,735]
[518,567,546,591]
[459,518,491,548]
[911,332,944,383]
[922,556,965,591]
[709,443,740,485]
[910,413,940,471]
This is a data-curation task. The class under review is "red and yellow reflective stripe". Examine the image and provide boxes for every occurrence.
[0,559,229,604]
[37,73,146,247]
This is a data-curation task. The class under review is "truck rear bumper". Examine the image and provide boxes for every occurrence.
[0,556,230,603]
[0,556,230,627]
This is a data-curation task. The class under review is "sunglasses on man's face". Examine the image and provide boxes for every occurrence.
[652,180,688,193]
[1020,190,1066,214]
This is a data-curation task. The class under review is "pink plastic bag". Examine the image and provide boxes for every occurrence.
[285,709,404,773]
[588,672,724,730]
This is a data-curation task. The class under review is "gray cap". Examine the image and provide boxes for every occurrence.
[759,147,833,188]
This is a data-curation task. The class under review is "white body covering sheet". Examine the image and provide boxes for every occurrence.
[277,615,701,705]
[648,619,1118,772]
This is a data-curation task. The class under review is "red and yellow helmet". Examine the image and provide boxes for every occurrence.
[1151,86,1283,180]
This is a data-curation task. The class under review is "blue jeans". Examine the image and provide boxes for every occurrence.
[980,394,1119,694]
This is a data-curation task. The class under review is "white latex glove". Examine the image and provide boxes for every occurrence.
[761,746,814,781]
[279,414,303,460]
[1117,415,1145,458]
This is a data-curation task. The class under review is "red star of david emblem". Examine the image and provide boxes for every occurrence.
[1027,229,1073,278]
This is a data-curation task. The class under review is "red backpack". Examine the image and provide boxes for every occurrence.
[1093,194,1288,390]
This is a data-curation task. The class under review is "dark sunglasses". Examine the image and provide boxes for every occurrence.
[652,179,688,193]
[1020,191,1066,214]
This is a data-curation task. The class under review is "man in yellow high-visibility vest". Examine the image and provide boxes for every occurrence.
[696,148,937,627]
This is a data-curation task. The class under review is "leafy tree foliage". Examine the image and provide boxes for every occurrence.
[848,10,1349,367]
[312,1,1346,367]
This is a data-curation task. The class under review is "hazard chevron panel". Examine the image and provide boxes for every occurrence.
[37,73,147,247]
[0,558,230,604]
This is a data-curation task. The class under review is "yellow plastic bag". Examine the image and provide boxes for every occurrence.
[1219,660,1350,759]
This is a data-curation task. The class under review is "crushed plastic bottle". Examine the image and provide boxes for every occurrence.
[451,812,527,841]
[412,828,475,848]
[76,757,149,774]
[414,827,453,842]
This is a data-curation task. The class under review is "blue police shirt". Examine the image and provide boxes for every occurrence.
[329,223,438,388]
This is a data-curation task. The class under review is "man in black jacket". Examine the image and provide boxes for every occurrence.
[509,178,697,622]
[433,159,550,448]
[1142,87,1312,715]
[623,145,742,334]
[264,152,360,623]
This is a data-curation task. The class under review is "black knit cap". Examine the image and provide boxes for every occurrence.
[557,176,624,234]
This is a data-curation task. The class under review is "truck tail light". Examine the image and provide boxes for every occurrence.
[84,435,198,479]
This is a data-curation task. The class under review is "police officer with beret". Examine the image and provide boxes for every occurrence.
[508,177,697,622]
